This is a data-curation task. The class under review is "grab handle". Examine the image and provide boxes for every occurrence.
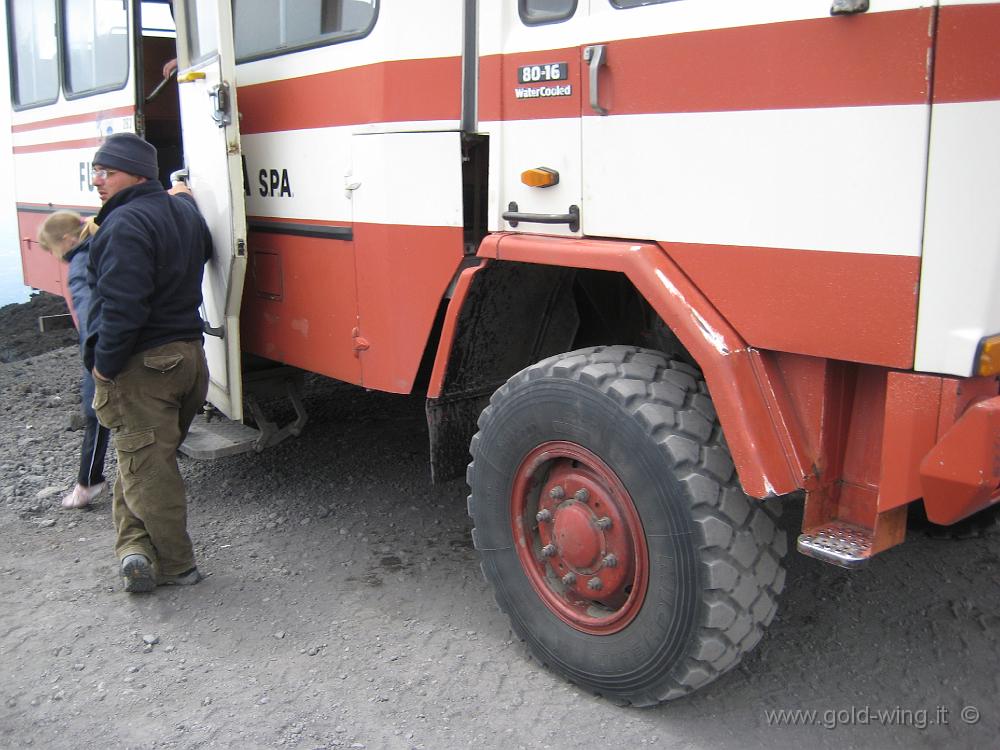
[583,45,608,116]
[503,202,580,232]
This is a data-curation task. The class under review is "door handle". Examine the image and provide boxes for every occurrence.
[209,82,231,128]
[583,44,608,116]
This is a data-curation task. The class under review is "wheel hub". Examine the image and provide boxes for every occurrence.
[551,501,601,570]
[511,442,648,635]
[542,479,632,603]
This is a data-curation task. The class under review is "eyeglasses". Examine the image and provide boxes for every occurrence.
[90,167,119,180]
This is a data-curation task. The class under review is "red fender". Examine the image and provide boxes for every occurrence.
[430,233,805,499]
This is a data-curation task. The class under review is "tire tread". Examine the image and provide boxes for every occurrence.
[468,345,787,707]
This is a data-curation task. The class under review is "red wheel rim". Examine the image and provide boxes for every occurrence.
[510,441,649,635]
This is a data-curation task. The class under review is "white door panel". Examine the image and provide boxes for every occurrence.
[175,0,248,420]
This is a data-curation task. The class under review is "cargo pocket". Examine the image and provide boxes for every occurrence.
[144,354,184,373]
[92,384,109,411]
[116,429,156,477]
[91,380,121,429]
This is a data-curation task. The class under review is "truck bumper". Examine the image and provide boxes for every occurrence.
[921,394,1000,525]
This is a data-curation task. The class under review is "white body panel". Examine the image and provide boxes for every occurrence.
[241,120,459,224]
[11,96,135,211]
[350,131,464,228]
[489,118,582,238]
[234,0,463,85]
[581,105,929,256]
[9,86,136,126]
[917,99,1000,375]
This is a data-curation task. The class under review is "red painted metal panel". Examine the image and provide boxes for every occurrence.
[584,10,933,118]
[665,243,919,369]
[237,58,462,135]
[478,232,801,498]
[878,372,943,511]
[10,105,135,132]
[240,228,362,385]
[933,4,1000,104]
[13,138,104,155]
[235,9,935,133]
[922,395,1000,524]
[353,223,465,394]
[498,47,582,122]
[17,211,67,297]
[427,261,487,399]
[837,366,888,529]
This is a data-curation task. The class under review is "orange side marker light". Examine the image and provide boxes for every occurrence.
[521,167,560,188]
[976,334,1000,377]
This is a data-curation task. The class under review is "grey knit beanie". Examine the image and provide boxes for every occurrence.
[93,133,159,180]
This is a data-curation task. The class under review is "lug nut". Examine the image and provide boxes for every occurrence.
[541,544,557,558]
[595,516,612,530]
[536,509,553,523]
[550,486,565,500]
[603,553,618,568]
[574,488,589,502]
[562,572,577,586]
[587,577,603,591]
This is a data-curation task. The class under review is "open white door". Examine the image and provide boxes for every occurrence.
[173,0,247,420]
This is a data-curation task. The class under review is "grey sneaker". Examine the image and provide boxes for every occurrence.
[121,554,155,594]
[157,567,204,586]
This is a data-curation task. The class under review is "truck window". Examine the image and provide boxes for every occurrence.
[62,0,129,97]
[232,0,377,62]
[142,0,176,37]
[181,0,220,61]
[520,0,577,25]
[7,0,59,108]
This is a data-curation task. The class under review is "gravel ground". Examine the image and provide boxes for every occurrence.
[0,294,998,750]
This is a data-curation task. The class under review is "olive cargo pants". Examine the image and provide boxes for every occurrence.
[93,340,209,577]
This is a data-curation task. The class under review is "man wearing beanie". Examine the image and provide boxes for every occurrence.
[83,132,214,594]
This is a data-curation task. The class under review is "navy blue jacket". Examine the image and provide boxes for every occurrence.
[84,181,213,378]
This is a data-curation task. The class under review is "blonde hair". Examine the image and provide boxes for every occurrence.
[37,211,84,258]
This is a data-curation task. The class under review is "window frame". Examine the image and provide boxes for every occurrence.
[519,0,578,27]
[178,0,222,67]
[60,0,133,101]
[7,0,62,111]
[609,0,683,9]
[232,0,380,64]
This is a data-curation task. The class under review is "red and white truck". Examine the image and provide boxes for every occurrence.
[8,0,1000,704]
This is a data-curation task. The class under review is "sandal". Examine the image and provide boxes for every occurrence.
[61,481,106,509]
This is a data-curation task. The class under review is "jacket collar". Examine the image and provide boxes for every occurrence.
[95,179,164,224]
[63,236,91,263]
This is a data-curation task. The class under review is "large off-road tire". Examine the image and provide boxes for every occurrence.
[467,346,787,706]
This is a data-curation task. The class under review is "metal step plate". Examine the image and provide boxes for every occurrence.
[180,418,261,460]
[797,522,874,568]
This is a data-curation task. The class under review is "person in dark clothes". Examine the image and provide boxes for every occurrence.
[84,132,214,593]
[37,211,109,509]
